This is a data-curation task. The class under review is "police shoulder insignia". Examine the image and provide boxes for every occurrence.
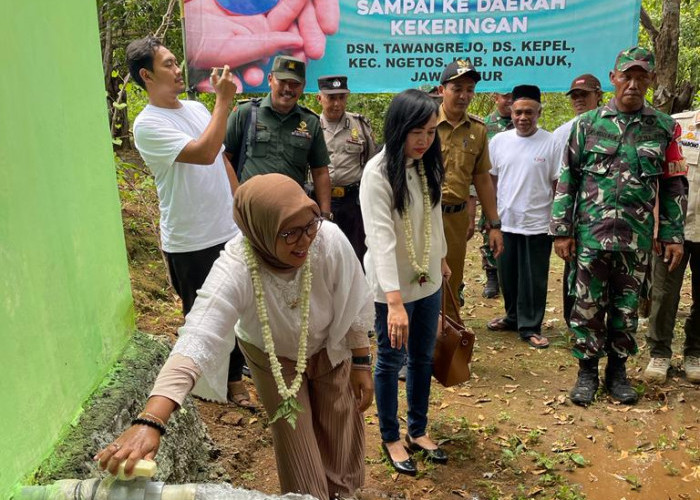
[468,113,484,124]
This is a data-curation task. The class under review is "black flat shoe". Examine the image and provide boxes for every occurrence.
[381,442,417,476]
[405,435,448,464]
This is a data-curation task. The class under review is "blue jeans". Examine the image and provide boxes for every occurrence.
[374,289,441,443]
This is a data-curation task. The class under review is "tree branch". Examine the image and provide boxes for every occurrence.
[640,7,659,42]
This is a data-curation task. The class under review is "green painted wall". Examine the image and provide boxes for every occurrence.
[0,1,134,495]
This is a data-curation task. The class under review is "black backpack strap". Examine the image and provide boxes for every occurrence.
[236,99,260,181]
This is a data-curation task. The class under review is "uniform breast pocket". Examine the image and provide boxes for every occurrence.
[582,136,617,176]
[343,141,363,156]
[252,130,271,158]
[290,135,312,165]
[636,141,664,179]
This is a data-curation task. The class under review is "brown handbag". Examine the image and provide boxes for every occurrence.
[432,278,476,387]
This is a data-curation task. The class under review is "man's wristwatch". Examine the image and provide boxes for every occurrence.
[489,219,502,230]
[321,211,334,221]
[351,355,372,366]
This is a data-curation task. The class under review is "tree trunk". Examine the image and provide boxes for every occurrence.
[642,1,682,113]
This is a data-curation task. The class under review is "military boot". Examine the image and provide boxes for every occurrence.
[570,358,599,406]
[605,355,639,404]
[482,269,500,298]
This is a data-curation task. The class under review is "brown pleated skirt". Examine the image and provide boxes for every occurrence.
[239,340,365,500]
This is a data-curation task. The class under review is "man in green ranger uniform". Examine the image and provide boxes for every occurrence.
[225,56,332,219]
[550,47,688,406]
[480,92,514,298]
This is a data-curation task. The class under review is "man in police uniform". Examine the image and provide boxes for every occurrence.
[645,109,700,384]
[550,47,688,406]
[438,59,503,319]
[317,75,376,262]
[225,56,332,218]
[479,92,514,298]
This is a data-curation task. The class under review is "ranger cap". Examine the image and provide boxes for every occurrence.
[318,75,349,94]
[566,74,602,95]
[440,59,481,84]
[271,56,306,82]
[614,46,655,72]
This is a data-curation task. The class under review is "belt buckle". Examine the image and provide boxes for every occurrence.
[331,186,346,198]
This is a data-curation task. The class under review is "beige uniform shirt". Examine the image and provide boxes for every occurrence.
[437,105,491,205]
[673,110,700,242]
[321,112,376,187]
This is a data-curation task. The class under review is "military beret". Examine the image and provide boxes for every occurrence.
[440,59,481,84]
[318,75,350,94]
[615,46,655,73]
[271,56,306,82]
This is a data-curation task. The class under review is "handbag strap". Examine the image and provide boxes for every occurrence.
[441,277,465,327]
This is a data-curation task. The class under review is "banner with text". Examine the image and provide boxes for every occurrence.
[184,0,642,93]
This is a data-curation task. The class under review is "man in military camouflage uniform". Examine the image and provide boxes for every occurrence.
[644,109,700,384]
[317,75,376,262]
[550,47,688,406]
[225,56,332,219]
[438,60,503,319]
[479,92,514,298]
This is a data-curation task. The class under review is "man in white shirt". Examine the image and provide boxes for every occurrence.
[126,36,253,409]
[486,85,561,348]
[552,74,603,329]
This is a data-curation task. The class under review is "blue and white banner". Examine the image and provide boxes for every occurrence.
[184,0,642,93]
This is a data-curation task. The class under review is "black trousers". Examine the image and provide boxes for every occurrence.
[331,191,366,265]
[164,242,246,382]
[497,232,553,337]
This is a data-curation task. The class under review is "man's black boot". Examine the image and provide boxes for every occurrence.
[605,355,639,404]
[483,269,500,298]
[570,358,599,406]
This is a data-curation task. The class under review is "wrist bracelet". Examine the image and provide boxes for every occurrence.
[132,417,167,436]
[351,364,372,371]
[138,411,167,428]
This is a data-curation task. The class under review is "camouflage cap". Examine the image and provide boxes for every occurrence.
[440,59,481,84]
[614,46,655,72]
[566,74,602,95]
[271,56,306,82]
[318,75,349,94]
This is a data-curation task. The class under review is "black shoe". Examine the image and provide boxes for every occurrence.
[605,355,639,405]
[381,442,417,476]
[483,269,500,298]
[405,435,448,464]
[398,364,408,382]
[458,282,466,307]
[570,358,599,407]
[241,365,252,378]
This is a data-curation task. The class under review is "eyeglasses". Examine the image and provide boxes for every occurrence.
[278,217,323,245]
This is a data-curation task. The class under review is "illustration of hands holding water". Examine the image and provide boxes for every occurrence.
[185,0,340,91]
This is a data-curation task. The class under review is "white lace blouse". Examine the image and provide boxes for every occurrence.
[166,222,374,402]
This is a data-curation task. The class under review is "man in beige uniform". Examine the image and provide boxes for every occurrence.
[317,75,376,262]
[438,60,503,318]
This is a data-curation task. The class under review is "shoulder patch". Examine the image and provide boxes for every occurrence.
[468,113,485,125]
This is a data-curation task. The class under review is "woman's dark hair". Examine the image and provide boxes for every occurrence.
[126,36,163,90]
[383,89,443,215]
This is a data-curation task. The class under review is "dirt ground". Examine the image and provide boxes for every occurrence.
[118,153,699,500]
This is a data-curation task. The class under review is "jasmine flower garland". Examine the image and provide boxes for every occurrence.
[402,161,432,286]
[244,238,312,429]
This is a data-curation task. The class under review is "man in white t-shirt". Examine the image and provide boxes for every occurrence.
[486,85,561,349]
[127,36,254,409]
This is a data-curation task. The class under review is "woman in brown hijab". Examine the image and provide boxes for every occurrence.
[95,174,375,499]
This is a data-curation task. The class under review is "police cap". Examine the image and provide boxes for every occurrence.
[318,75,350,94]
